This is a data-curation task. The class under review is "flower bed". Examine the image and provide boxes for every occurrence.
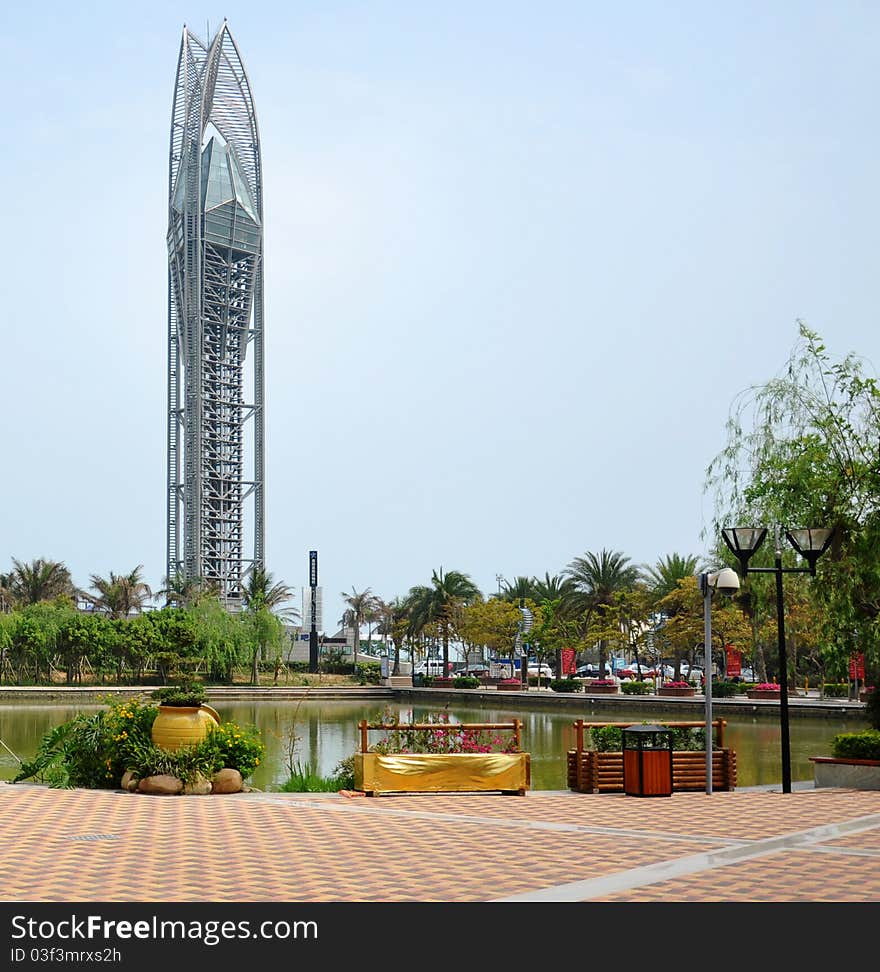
[12,694,263,795]
[658,682,696,697]
[747,682,782,700]
[584,679,619,695]
[354,714,530,794]
[497,678,522,691]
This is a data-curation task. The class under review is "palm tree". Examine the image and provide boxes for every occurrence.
[413,568,481,676]
[532,572,575,605]
[155,572,218,608]
[87,566,152,618]
[563,549,640,678]
[642,553,704,676]
[642,553,703,602]
[1,558,76,608]
[340,588,377,670]
[498,576,536,603]
[242,566,298,684]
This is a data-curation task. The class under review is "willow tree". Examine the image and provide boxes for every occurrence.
[705,322,880,679]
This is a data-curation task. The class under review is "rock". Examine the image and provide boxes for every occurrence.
[183,774,213,796]
[121,770,139,792]
[137,774,184,795]
[211,768,243,794]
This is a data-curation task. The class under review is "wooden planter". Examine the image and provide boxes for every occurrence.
[566,719,736,793]
[658,687,696,697]
[568,749,737,793]
[354,752,531,795]
[497,681,522,691]
[431,677,455,688]
[584,683,619,694]
[747,689,782,700]
[810,757,880,790]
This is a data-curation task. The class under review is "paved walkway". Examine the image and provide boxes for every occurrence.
[2,781,879,902]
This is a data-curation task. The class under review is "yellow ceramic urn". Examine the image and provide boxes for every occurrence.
[151,704,221,751]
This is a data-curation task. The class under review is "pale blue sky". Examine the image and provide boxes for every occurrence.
[3,2,879,631]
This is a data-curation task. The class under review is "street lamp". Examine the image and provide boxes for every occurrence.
[699,567,740,795]
[722,525,834,793]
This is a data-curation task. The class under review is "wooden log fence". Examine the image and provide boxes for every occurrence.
[567,719,737,793]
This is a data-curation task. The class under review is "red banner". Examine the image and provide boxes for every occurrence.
[561,648,576,675]
[726,646,742,678]
[850,653,865,680]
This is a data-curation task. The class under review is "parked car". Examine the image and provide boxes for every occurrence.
[575,664,601,678]
[528,663,554,680]
[414,660,451,675]
[455,663,491,677]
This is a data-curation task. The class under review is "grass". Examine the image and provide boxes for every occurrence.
[277,761,347,792]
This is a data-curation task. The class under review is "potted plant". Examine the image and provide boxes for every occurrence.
[747,682,782,700]
[810,729,880,790]
[150,680,221,751]
[658,680,697,698]
[354,714,530,795]
[497,677,522,691]
[583,678,619,695]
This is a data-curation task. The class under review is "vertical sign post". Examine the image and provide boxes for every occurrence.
[308,550,319,673]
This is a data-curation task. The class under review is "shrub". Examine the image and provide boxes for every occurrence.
[708,681,740,697]
[355,662,382,685]
[453,676,480,688]
[822,683,849,698]
[550,678,582,693]
[201,722,265,778]
[620,681,651,695]
[670,726,706,751]
[152,680,208,707]
[421,675,435,687]
[589,725,622,751]
[13,698,265,788]
[831,730,880,761]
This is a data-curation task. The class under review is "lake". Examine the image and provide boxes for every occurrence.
[0,697,861,791]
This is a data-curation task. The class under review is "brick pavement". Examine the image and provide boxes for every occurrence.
[1,782,878,902]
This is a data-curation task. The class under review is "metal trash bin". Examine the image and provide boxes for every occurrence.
[622,724,673,797]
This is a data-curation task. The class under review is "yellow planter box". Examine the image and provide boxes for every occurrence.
[354,752,530,795]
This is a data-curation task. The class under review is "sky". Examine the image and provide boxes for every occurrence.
[3,1,879,633]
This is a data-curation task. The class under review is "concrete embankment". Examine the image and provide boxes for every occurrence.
[0,683,867,720]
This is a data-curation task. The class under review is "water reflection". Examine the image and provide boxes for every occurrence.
[0,699,860,791]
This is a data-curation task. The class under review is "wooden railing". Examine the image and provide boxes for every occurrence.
[573,718,726,752]
[358,718,522,753]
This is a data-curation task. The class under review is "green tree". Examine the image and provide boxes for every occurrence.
[563,549,640,678]
[86,566,152,618]
[705,322,880,680]
[410,569,481,675]
[243,567,296,685]
[340,588,377,671]
[1,558,76,608]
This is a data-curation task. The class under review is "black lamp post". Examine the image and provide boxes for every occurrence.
[721,525,833,793]
[308,550,319,674]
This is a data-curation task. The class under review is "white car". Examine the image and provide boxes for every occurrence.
[528,663,554,680]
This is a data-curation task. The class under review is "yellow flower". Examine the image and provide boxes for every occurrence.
[254,758,260,765]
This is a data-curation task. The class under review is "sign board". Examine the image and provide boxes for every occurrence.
[380,656,390,678]
[850,653,865,681]
[309,550,318,588]
[561,647,576,675]
[726,646,742,678]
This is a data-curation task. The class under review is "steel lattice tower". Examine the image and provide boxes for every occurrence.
[167,22,264,606]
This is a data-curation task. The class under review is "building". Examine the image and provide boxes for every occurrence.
[166,22,265,607]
